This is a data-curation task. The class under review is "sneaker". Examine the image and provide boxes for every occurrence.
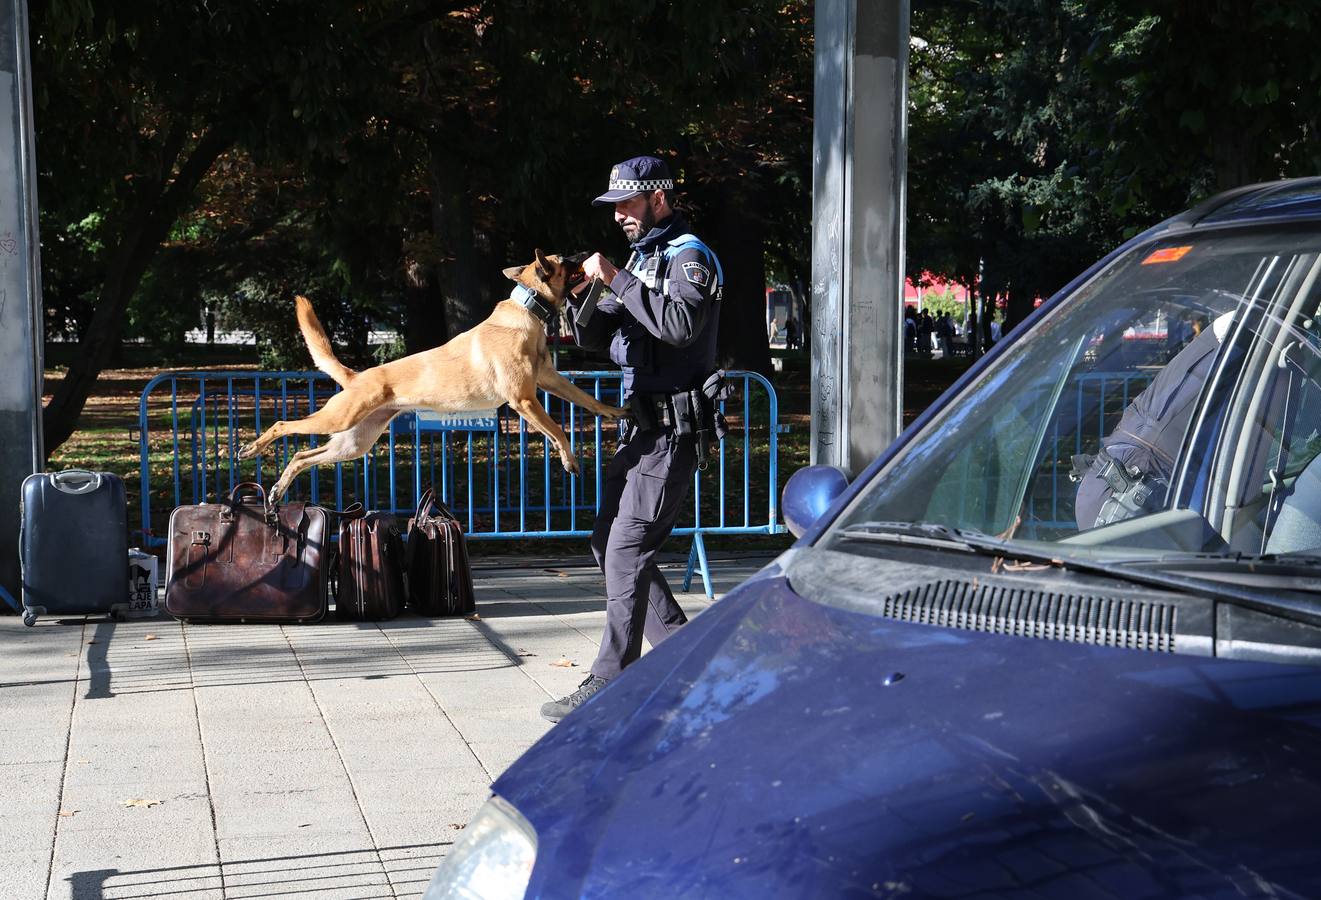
[540,674,611,723]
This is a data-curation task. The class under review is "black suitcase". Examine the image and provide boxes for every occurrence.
[405,490,475,617]
[20,470,130,626]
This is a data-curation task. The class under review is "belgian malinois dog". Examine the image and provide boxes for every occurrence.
[240,250,628,499]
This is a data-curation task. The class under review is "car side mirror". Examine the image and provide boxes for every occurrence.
[782,465,851,538]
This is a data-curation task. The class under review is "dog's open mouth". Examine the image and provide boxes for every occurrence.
[564,251,591,290]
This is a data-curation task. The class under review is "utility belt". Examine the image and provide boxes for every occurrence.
[1070,446,1167,527]
[625,371,732,469]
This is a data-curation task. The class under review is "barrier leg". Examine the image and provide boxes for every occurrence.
[683,531,714,599]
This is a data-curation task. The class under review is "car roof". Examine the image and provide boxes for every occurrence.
[1168,176,1321,230]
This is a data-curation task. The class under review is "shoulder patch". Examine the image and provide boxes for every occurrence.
[682,261,711,288]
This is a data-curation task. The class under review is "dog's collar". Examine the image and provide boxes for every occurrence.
[511,283,556,323]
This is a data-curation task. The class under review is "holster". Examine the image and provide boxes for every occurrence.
[623,372,732,468]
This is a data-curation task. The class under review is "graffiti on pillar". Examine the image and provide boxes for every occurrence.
[816,373,836,449]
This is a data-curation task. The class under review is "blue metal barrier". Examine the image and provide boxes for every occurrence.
[137,370,785,596]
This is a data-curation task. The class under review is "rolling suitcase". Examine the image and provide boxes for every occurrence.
[19,470,130,626]
[405,489,475,617]
[164,482,330,624]
[332,504,405,621]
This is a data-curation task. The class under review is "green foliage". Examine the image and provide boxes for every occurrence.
[909,0,1321,324]
[917,288,964,320]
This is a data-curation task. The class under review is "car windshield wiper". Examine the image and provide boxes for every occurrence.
[835,520,984,551]
[834,521,1321,625]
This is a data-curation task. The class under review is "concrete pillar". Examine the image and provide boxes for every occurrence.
[0,0,43,599]
[810,0,909,475]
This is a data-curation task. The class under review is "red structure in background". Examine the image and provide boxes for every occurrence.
[905,273,971,309]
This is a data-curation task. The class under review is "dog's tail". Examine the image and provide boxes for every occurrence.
[295,296,356,388]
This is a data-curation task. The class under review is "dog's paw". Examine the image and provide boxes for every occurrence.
[237,440,262,460]
[561,454,581,477]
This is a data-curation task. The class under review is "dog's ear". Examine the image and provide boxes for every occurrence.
[534,248,554,279]
[502,265,526,282]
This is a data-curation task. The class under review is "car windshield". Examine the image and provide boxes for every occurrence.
[825,224,1321,565]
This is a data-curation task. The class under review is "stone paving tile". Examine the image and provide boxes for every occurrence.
[0,553,775,899]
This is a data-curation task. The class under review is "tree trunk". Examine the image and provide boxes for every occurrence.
[402,257,447,354]
[42,127,233,455]
[1006,287,1034,330]
[702,183,773,376]
[428,132,483,338]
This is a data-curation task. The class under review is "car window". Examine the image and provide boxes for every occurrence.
[826,226,1321,561]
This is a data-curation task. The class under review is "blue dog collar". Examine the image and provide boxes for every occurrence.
[512,283,555,323]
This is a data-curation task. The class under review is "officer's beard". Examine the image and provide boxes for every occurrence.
[622,204,657,242]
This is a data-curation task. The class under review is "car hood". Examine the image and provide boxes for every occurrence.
[496,559,1321,899]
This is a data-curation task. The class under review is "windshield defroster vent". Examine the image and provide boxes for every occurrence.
[879,580,1178,652]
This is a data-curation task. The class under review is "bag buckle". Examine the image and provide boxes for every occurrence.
[191,531,211,546]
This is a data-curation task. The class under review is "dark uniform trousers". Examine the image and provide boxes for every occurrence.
[589,425,695,680]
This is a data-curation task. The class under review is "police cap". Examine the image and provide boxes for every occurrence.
[592,156,675,206]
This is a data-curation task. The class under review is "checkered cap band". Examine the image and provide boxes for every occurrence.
[608,178,673,192]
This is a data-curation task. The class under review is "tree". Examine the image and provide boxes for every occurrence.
[31,0,406,452]
[35,1,815,458]
[907,1,1321,327]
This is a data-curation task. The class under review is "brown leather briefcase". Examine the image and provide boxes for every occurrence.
[405,489,475,617]
[164,483,330,623]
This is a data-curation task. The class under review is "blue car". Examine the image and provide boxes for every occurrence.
[426,178,1321,899]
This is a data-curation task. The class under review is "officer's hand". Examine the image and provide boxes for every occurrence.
[582,253,619,285]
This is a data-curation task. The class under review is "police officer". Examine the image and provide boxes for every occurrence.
[540,155,723,722]
[1074,310,1237,529]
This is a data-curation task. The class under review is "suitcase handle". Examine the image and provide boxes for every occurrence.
[51,469,103,494]
[328,502,367,523]
[413,488,459,527]
[226,482,271,509]
[413,488,436,523]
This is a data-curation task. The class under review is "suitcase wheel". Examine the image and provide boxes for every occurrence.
[22,610,37,627]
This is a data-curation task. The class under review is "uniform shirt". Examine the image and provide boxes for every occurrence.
[571,213,721,396]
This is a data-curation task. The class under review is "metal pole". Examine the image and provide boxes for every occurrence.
[810,0,909,475]
[0,0,43,599]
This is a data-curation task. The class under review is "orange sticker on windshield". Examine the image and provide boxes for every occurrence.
[1141,246,1193,265]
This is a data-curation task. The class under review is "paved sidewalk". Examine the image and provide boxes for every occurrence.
[0,554,773,900]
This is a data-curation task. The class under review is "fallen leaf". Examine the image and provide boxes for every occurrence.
[449,823,466,830]
[144,634,158,641]
[465,613,482,621]
[516,649,537,658]
[121,798,161,809]
[550,658,577,668]
[76,759,89,765]
[58,809,78,818]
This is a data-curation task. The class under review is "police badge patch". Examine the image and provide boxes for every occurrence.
[682,261,711,288]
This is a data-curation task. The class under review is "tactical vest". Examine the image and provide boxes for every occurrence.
[609,233,724,396]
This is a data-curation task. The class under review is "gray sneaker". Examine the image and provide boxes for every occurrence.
[540,674,611,723]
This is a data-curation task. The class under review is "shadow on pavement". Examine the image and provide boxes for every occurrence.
[65,841,451,900]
